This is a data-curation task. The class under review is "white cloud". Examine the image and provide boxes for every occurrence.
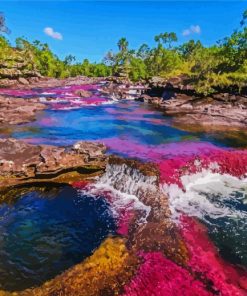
[182,25,201,36]
[44,27,63,40]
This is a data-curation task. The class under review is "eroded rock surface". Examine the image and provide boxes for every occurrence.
[162,95,247,128]
[0,96,46,125]
[101,156,189,265]
[100,77,147,100]
[139,76,247,129]
[0,139,107,186]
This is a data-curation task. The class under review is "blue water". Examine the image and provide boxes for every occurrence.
[205,191,247,267]
[0,185,116,291]
[0,95,246,292]
[5,101,247,148]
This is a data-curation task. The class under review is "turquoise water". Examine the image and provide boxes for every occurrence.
[4,101,247,149]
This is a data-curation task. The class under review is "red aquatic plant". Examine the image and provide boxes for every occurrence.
[123,251,212,296]
[180,215,247,295]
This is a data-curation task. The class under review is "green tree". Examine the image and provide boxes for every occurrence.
[154,32,177,48]
[0,12,10,34]
[117,37,129,52]
[178,40,203,58]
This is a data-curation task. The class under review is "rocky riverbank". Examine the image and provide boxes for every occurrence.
[0,76,111,121]
[0,75,102,89]
[0,96,46,125]
[1,75,246,130]
[101,76,247,130]
[0,138,107,189]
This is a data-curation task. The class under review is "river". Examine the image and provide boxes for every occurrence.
[0,83,246,295]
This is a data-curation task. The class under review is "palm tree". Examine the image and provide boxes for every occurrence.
[117,38,129,52]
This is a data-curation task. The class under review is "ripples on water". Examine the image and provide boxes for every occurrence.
[0,185,116,291]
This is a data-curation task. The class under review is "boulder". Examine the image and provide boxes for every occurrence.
[0,139,107,186]
[75,89,92,98]
[18,77,29,85]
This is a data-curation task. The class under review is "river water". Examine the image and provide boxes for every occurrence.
[0,83,247,294]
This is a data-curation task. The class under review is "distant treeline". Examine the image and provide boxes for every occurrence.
[0,10,246,94]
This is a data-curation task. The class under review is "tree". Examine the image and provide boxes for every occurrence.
[178,40,203,58]
[0,12,10,34]
[240,9,247,26]
[117,37,129,52]
[137,44,150,60]
[154,32,177,48]
[104,51,116,66]
[64,55,76,66]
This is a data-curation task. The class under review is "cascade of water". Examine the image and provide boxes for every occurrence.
[79,162,164,223]
[98,163,157,196]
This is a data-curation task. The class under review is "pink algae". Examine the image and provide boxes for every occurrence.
[116,209,134,236]
[100,138,247,188]
[123,251,212,296]
[122,216,247,296]
[0,84,110,110]
[72,180,90,190]
[180,216,247,295]
[101,138,223,161]
[158,149,247,187]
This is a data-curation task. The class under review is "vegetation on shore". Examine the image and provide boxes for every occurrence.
[0,10,246,95]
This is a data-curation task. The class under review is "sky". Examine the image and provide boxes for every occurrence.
[1,1,246,62]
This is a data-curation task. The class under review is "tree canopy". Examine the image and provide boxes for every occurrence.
[0,9,246,95]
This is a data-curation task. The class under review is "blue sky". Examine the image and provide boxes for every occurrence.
[1,1,246,62]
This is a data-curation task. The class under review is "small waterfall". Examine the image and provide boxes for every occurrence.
[98,163,158,196]
[83,159,172,226]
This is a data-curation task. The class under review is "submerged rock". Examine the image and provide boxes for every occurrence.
[17,237,139,296]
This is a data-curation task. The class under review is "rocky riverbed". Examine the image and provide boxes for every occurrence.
[1,75,246,130]
[0,76,247,295]
[101,76,247,131]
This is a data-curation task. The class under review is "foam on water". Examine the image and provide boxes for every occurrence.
[163,170,247,221]
[79,163,153,224]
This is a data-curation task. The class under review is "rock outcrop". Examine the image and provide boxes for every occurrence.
[0,96,46,125]
[137,76,247,130]
[100,77,148,100]
[100,156,189,265]
[74,89,92,98]
[159,94,247,129]
[0,139,107,187]
[0,57,42,87]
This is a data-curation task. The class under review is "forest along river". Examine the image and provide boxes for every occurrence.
[0,83,247,294]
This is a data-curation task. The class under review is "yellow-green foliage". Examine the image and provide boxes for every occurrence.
[0,9,246,95]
